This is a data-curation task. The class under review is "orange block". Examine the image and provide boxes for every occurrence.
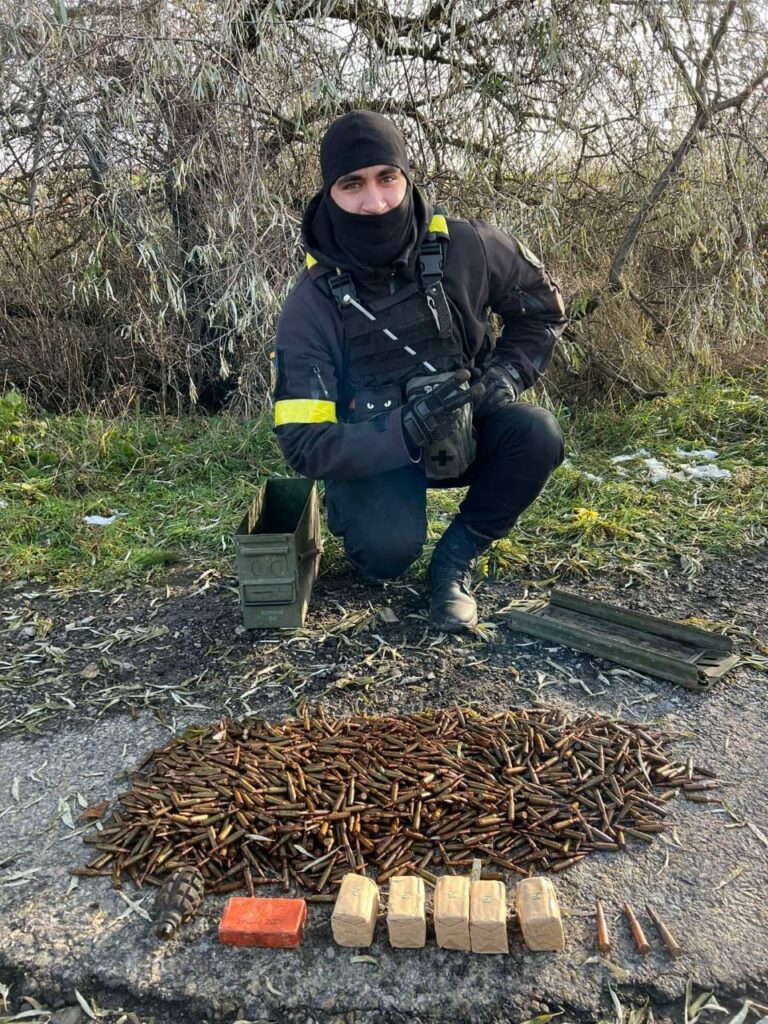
[218,897,307,948]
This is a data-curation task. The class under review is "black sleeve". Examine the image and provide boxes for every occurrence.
[471,221,567,390]
[273,285,415,481]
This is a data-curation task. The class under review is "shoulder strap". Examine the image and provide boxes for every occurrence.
[419,209,452,338]
[419,209,450,292]
[304,209,451,313]
[306,258,358,311]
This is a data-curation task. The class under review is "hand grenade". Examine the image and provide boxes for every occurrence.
[153,866,205,939]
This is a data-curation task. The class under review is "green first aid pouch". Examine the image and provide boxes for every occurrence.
[405,372,477,481]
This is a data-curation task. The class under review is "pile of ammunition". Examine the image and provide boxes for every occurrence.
[77,706,717,895]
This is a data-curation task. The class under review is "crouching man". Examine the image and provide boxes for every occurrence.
[272,111,566,632]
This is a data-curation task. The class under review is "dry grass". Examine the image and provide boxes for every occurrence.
[0,2,766,412]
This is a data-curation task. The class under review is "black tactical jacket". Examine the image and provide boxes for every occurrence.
[273,187,566,481]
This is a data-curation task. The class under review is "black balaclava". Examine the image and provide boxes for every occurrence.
[311,111,417,272]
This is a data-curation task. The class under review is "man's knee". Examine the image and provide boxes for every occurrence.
[495,403,565,469]
[346,532,424,581]
[525,405,565,467]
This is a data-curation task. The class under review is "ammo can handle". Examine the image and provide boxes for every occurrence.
[297,545,323,562]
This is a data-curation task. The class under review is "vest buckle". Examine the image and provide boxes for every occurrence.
[419,241,444,288]
[327,271,357,310]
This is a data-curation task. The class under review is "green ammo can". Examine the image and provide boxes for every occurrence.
[235,477,323,628]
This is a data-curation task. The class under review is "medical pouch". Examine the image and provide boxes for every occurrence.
[405,371,476,480]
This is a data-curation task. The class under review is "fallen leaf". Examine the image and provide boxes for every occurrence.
[80,662,100,680]
[724,1004,751,1024]
[603,959,631,981]
[74,987,99,1019]
[116,890,152,921]
[77,800,110,823]
[58,798,75,829]
[686,981,716,1024]
[334,675,373,690]
[714,866,745,890]
[608,982,624,1024]
[628,1001,652,1024]
[583,955,631,980]
[747,822,768,849]
[19,996,45,1011]
[0,869,40,887]
[694,996,728,1018]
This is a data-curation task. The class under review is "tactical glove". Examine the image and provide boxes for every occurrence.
[402,369,475,450]
[473,358,522,418]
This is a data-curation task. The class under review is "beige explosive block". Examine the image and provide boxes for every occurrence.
[434,875,470,950]
[515,876,565,951]
[387,875,426,948]
[469,879,509,954]
[331,874,379,947]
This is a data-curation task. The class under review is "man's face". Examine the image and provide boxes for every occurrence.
[329,164,408,215]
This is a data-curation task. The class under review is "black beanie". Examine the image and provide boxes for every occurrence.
[320,110,411,189]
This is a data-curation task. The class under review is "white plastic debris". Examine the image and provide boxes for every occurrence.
[83,514,118,526]
[682,464,732,481]
[643,458,731,483]
[610,448,650,464]
[643,458,676,483]
[675,448,718,460]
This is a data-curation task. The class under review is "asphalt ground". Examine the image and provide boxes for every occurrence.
[1,553,767,1023]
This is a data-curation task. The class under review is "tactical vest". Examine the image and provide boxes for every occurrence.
[305,213,466,418]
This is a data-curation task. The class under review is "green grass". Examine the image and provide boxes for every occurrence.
[476,370,768,582]
[0,405,285,587]
[1,371,767,588]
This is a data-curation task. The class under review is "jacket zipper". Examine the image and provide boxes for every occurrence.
[312,364,330,399]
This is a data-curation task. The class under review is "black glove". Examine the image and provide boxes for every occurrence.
[473,358,522,418]
[402,370,476,450]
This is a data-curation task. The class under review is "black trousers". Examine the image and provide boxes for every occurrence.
[324,403,565,580]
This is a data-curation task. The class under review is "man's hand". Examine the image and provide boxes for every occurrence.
[473,358,522,418]
[402,370,477,450]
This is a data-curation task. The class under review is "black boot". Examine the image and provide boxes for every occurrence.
[427,520,493,632]
[347,556,386,589]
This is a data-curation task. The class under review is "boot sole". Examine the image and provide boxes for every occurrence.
[429,609,478,633]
